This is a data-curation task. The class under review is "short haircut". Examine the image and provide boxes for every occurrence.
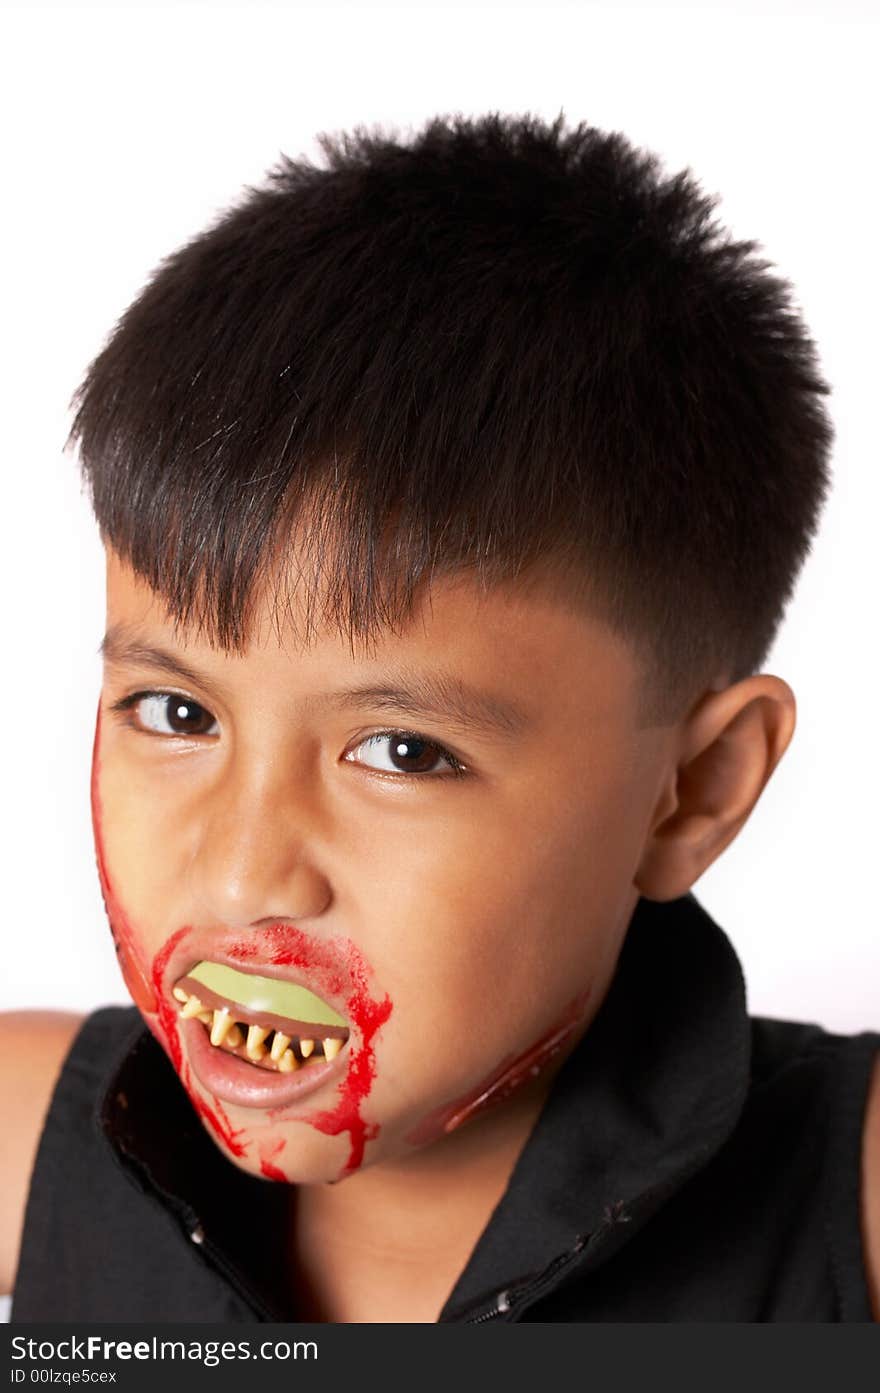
[68,110,833,726]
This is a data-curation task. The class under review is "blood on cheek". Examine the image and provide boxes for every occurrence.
[91,702,248,1157]
[90,702,158,1017]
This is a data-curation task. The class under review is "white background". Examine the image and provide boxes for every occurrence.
[1,0,877,1032]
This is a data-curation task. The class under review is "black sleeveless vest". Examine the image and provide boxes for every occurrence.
[10,892,880,1322]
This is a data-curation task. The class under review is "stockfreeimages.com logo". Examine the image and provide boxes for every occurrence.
[10,1336,316,1370]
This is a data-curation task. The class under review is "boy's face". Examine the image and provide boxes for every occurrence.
[93,544,673,1185]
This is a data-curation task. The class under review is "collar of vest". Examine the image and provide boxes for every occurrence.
[437,890,752,1319]
[97,890,751,1322]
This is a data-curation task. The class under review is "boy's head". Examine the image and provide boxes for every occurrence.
[74,112,829,1185]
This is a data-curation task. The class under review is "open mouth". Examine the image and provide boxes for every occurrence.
[173,960,351,1076]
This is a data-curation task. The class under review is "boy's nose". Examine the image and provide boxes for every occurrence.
[186,774,333,928]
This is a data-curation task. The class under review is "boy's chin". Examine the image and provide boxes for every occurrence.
[176,1050,370,1184]
[196,1104,384,1186]
[189,1086,452,1187]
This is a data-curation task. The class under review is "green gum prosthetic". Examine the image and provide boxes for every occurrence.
[186,961,348,1029]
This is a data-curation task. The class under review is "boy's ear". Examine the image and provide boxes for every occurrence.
[633,676,797,902]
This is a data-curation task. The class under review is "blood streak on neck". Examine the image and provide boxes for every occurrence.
[404,987,592,1148]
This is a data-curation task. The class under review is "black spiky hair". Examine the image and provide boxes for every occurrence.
[68,109,834,726]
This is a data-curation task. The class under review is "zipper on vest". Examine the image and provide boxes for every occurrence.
[466,1289,513,1323]
[484,1200,639,1321]
[463,1232,593,1323]
[468,1200,638,1321]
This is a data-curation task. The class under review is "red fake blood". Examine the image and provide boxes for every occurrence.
[405,986,592,1147]
[227,932,393,1179]
[91,700,248,1158]
[151,929,249,1157]
[259,1137,288,1182]
[291,982,392,1180]
[90,702,157,1015]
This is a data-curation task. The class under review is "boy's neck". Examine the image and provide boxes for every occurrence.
[284,1072,555,1323]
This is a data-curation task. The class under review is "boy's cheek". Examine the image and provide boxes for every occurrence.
[90,703,162,1019]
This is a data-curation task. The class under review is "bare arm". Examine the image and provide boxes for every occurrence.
[862,1052,880,1322]
[0,1011,85,1295]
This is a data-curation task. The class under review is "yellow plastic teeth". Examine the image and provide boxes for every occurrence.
[210,1008,234,1047]
[177,989,347,1070]
[246,1024,270,1060]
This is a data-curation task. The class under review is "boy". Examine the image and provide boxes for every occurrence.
[4,111,879,1323]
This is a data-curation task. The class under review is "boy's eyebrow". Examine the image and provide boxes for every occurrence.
[98,625,531,739]
[317,671,530,739]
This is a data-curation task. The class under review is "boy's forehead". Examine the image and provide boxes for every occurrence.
[103,546,640,724]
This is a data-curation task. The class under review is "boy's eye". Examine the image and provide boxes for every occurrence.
[108,690,468,780]
[112,691,219,738]
[345,732,466,779]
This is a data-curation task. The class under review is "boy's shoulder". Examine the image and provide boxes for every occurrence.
[0,1010,85,1294]
[862,1052,880,1319]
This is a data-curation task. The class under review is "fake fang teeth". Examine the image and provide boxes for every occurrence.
[172,987,346,1072]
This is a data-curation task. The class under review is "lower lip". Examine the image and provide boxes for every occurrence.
[182,1016,347,1109]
